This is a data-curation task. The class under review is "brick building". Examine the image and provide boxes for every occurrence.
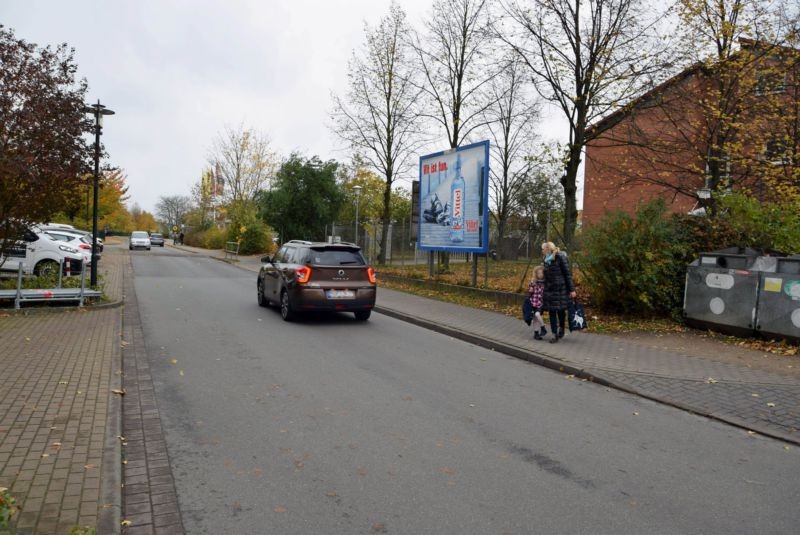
[583,39,799,226]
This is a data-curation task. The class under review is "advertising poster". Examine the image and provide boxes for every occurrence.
[418,141,489,253]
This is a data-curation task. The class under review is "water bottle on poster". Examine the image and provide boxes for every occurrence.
[450,154,465,242]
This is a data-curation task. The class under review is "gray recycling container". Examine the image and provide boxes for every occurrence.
[683,248,763,337]
[755,255,800,342]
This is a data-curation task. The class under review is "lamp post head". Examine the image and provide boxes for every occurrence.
[84,100,115,127]
[353,185,362,199]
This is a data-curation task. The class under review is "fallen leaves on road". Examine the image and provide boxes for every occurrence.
[274,505,287,513]
[112,389,126,396]
[705,377,718,384]
[767,403,776,407]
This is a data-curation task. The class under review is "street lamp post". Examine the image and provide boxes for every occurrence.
[353,185,362,246]
[84,100,114,287]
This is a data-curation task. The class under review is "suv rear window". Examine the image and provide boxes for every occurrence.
[151,233,162,238]
[305,248,365,266]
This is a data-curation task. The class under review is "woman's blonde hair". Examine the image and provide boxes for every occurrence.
[541,241,560,255]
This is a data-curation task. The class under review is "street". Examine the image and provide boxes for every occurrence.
[130,247,799,535]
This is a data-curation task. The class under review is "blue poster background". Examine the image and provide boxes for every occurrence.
[418,141,489,253]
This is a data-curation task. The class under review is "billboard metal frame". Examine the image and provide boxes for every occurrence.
[417,140,489,254]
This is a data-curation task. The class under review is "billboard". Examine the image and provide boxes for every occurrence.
[418,141,489,253]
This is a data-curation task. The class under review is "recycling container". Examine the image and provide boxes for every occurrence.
[755,255,800,342]
[683,248,764,337]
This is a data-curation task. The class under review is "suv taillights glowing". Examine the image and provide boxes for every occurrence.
[295,265,312,283]
[367,267,377,284]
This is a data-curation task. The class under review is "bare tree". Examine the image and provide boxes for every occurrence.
[501,0,671,247]
[409,0,499,269]
[331,3,425,263]
[410,0,499,149]
[155,195,192,233]
[480,55,540,255]
[207,125,276,216]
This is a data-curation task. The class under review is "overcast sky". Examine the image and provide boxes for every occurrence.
[3,0,572,213]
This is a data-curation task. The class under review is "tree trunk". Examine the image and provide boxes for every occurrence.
[378,176,393,264]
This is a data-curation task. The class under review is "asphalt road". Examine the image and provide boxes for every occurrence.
[130,247,800,535]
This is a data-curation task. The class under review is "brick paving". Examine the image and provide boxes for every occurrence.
[0,308,121,534]
[118,258,184,535]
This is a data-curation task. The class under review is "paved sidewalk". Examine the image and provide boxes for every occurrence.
[0,251,125,535]
[175,243,800,445]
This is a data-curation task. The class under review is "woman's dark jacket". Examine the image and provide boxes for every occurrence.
[542,252,574,311]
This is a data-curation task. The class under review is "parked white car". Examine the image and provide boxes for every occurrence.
[129,231,151,250]
[43,230,94,264]
[38,223,104,252]
[0,228,85,277]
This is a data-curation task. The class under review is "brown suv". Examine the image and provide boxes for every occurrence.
[257,240,377,321]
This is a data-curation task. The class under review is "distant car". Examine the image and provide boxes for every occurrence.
[149,232,165,247]
[257,240,377,321]
[129,231,151,251]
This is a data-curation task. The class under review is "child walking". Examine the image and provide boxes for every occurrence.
[527,265,547,340]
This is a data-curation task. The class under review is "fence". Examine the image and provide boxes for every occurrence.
[324,220,552,267]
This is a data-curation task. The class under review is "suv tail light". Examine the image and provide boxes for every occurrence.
[367,267,377,284]
[295,265,312,284]
[79,244,91,250]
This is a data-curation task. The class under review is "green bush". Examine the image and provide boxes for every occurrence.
[579,194,800,319]
[202,227,227,249]
[226,219,275,255]
[185,227,226,249]
[675,193,800,256]
[578,199,691,316]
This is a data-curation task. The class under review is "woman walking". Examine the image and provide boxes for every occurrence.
[541,241,576,343]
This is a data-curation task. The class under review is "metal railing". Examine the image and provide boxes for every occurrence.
[0,260,101,309]
[224,241,240,260]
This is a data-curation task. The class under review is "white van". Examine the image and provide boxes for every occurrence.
[0,227,85,277]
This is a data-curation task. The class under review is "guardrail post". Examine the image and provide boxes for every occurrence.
[15,264,23,309]
[79,261,87,307]
[58,258,63,288]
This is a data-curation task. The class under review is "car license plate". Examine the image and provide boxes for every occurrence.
[326,289,354,299]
